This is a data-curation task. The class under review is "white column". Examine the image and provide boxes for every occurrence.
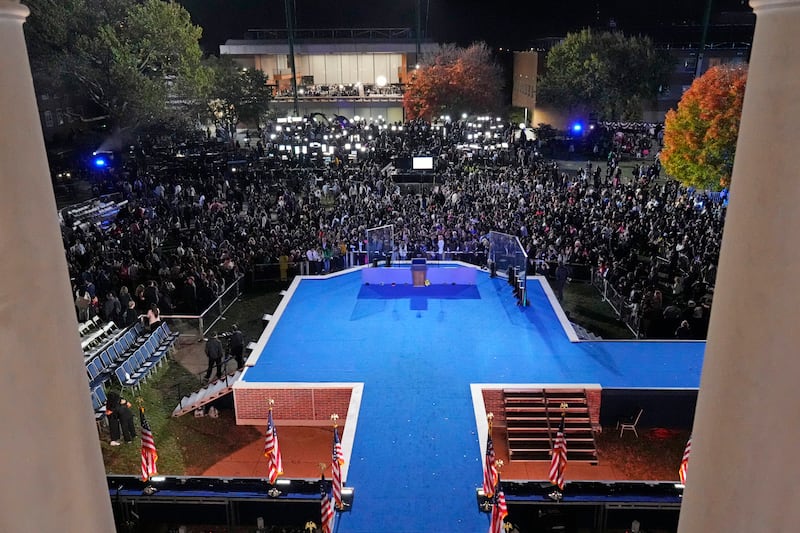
[0,2,115,531]
[678,1,800,532]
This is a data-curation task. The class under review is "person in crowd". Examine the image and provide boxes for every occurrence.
[74,281,94,320]
[146,303,161,333]
[103,292,122,326]
[106,391,136,446]
[122,300,139,328]
[228,324,245,370]
[675,320,692,339]
[554,262,570,302]
[204,333,224,382]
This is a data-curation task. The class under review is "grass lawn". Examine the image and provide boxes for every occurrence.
[101,361,261,476]
[561,282,634,339]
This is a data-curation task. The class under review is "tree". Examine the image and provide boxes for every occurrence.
[403,42,503,120]
[661,65,747,190]
[537,29,673,120]
[25,0,207,130]
[204,57,272,139]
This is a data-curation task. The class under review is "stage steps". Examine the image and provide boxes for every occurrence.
[172,370,244,417]
[504,388,598,464]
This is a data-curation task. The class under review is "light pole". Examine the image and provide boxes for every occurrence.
[284,0,299,116]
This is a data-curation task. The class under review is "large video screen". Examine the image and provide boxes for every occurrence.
[412,156,434,170]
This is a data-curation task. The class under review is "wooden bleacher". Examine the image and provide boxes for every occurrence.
[504,388,598,464]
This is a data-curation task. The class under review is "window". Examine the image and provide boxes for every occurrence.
[44,110,53,128]
[56,108,64,126]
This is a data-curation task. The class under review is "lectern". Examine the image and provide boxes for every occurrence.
[411,258,427,287]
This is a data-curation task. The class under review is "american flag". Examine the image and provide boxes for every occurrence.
[548,415,567,490]
[320,483,334,533]
[679,436,692,485]
[140,407,158,482]
[263,409,283,484]
[482,431,499,498]
[332,426,345,509]
[489,477,508,533]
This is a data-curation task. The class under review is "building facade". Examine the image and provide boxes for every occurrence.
[220,28,439,122]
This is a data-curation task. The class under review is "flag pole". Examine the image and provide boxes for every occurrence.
[331,413,344,511]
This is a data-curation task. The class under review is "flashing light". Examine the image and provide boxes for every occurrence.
[572,123,583,133]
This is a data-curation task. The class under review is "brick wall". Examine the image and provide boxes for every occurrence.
[481,389,506,426]
[235,387,352,425]
[585,389,602,431]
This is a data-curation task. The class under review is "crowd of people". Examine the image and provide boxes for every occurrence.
[63,115,723,339]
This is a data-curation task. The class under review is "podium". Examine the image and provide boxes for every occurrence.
[411,258,427,287]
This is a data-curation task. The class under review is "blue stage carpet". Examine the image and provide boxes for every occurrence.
[245,271,705,532]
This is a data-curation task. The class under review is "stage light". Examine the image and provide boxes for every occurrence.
[476,488,492,513]
[93,157,107,168]
[572,122,583,133]
[462,112,468,119]
[340,487,355,511]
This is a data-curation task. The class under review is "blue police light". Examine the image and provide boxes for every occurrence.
[93,157,107,168]
[571,123,583,133]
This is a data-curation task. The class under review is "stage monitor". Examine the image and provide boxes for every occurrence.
[412,156,434,171]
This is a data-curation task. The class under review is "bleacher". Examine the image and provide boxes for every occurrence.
[61,196,128,232]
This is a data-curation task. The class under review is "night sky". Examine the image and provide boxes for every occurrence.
[178,0,753,53]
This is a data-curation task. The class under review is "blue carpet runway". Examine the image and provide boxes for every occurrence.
[243,270,705,532]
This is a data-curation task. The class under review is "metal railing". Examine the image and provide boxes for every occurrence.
[591,271,641,338]
[160,276,243,338]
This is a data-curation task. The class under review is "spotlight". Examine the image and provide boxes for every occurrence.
[476,488,492,513]
[572,123,583,133]
[340,487,355,511]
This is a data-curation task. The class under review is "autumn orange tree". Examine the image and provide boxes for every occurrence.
[403,42,503,120]
[661,65,748,190]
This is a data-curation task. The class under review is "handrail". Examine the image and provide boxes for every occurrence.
[160,275,243,336]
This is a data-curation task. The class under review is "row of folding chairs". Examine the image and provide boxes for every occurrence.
[81,321,121,352]
[78,316,103,337]
[90,385,108,430]
[86,322,176,390]
[85,323,147,387]
[112,323,179,393]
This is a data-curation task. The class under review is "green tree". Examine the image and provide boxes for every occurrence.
[403,42,503,120]
[661,65,747,190]
[25,0,207,129]
[537,29,673,120]
[204,57,272,139]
